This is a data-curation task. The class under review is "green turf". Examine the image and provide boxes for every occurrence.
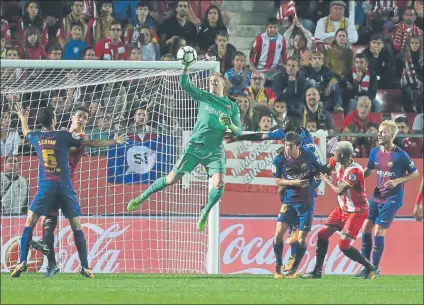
[1,273,423,304]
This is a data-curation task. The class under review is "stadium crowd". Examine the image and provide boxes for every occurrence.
[1,0,423,215]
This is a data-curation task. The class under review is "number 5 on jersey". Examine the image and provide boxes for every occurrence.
[42,148,59,172]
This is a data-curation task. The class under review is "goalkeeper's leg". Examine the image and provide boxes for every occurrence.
[127,149,200,211]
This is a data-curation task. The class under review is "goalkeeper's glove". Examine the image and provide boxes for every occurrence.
[183,63,190,72]
[219,114,237,134]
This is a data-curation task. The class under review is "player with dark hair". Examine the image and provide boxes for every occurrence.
[356,120,419,277]
[227,109,320,272]
[271,131,324,278]
[30,107,90,277]
[302,141,379,279]
[11,104,126,278]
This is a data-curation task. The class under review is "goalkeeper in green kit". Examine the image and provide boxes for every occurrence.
[127,62,242,231]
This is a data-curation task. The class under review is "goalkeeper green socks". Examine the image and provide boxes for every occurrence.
[143,177,168,199]
[204,187,224,214]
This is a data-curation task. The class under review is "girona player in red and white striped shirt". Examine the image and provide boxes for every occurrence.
[301,141,379,279]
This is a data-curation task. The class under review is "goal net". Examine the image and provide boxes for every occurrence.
[1,60,220,274]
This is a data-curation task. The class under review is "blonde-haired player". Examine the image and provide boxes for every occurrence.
[356,120,419,277]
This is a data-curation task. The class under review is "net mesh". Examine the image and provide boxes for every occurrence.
[1,66,213,274]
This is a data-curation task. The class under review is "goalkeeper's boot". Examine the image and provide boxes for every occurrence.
[283,255,296,272]
[355,268,368,278]
[127,192,147,211]
[300,270,322,279]
[274,265,283,279]
[45,265,60,278]
[196,209,209,232]
[30,239,50,256]
[11,261,28,278]
[286,228,299,244]
[80,266,95,278]
[364,265,380,280]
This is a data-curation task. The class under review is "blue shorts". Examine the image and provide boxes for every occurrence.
[30,181,81,219]
[277,202,315,232]
[367,194,403,229]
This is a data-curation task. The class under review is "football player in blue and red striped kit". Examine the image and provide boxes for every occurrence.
[356,120,419,277]
[11,104,126,278]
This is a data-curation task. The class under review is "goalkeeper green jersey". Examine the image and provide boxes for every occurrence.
[179,73,242,149]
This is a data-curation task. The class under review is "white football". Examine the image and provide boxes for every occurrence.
[177,46,197,67]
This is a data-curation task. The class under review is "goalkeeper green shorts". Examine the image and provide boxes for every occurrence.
[173,143,225,177]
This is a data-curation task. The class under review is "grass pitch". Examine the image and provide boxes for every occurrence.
[1,273,423,304]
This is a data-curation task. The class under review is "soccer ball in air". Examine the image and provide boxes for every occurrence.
[177,46,197,67]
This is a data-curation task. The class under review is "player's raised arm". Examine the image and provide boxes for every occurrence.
[14,102,30,137]
[82,134,127,147]
[179,64,204,101]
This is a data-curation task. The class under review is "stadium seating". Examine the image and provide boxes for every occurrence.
[377,89,403,113]
[331,112,345,131]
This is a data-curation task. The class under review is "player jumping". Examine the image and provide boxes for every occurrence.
[127,64,242,231]
[356,120,419,277]
[271,132,324,279]
[11,104,126,278]
[227,109,320,272]
[30,107,89,277]
[301,141,379,279]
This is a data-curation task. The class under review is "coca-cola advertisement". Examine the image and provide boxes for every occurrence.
[1,217,422,275]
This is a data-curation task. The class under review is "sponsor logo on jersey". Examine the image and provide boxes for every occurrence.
[376,170,395,177]
[348,174,356,181]
[72,133,81,140]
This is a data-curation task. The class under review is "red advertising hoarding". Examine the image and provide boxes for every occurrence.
[1,217,422,275]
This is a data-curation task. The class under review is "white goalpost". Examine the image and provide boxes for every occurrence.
[1,60,221,274]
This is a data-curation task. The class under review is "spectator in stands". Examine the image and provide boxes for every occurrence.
[272,57,307,112]
[314,0,358,44]
[225,51,251,97]
[250,17,286,70]
[86,0,115,46]
[161,53,175,61]
[123,1,157,45]
[1,7,11,42]
[0,155,28,216]
[293,1,317,32]
[327,124,360,157]
[170,36,186,59]
[363,33,397,89]
[57,0,86,48]
[394,115,423,158]
[235,95,254,131]
[413,113,423,134]
[244,71,276,107]
[305,120,317,133]
[0,110,20,157]
[136,25,160,61]
[258,113,273,132]
[392,6,422,54]
[95,21,128,60]
[342,96,380,132]
[343,53,379,113]
[1,32,5,59]
[83,46,97,59]
[284,16,314,67]
[16,1,49,47]
[127,106,157,141]
[400,34,423,112]
[197,5,227,53]
[128,45,142,60]
[5,46,19,59]
[49,90,72,129]
[300,51,343,112]
[205,30,236,74]
[101,82,128,121]
[47,44,63,60]
[158,0,198,54]
[18,26,47,60]
[271,99,286,127]
[302,88,335,133]
[63,21,87,60]
[191,0,229,26]
[324,28,353,79]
